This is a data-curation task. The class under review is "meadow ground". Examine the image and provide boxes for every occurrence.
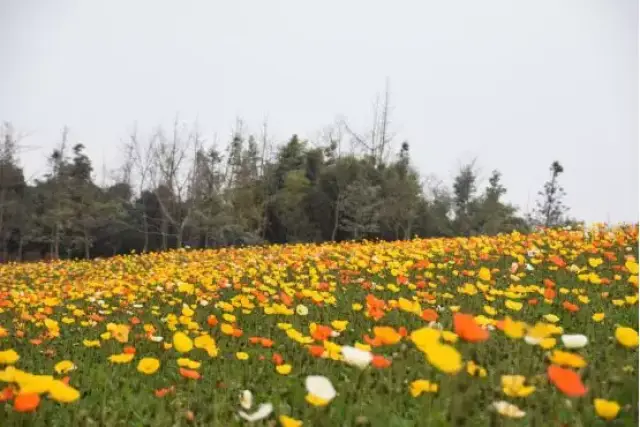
[0,225,637,426]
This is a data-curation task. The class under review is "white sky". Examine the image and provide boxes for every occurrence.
[0,0,637,224]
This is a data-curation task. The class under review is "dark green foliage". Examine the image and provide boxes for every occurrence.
[0,121,565,261]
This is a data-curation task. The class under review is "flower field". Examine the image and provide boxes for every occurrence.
[0,226,637,426]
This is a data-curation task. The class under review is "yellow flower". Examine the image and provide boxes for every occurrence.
[548,350,587,368]
[592,313,605,322]
[625,260,638,274]
[108,353,135,364]
[181,305,194,317]
[501,375,536,397]
[54,360,76,374]
[505,300,523,311]
[100,332,112,340]
[177,358,201,369]
[503,317,526,339]
[220,323,234,335]
[409,379,438,397]
[543,314,560,323]
[539,337,556,349]
[137,357,160,374]
[236,352,249,360]
[194,334,216,349]
[478,267,491,281]
[352,303,363,311]
[276,364,292,375]
[0,349,19,365]
[222,313,236,323]
[0,366,17,382]
[615,326,639,348]
[466,361,487,378]
[594,398,620,420]
[48,380,80,403]
[424,343,462,374]
[410,327,441,351]
[17,374,54,394]
[483,305,497,316]
[441,330,459,343]
[331,320,348,332]
[173,332,193,353]
[112,324,130,343]
[279,415,303,427]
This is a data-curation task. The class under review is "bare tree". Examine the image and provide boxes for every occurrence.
[123,125,158,252]
[341,79,395,166]
[152,118,200,249]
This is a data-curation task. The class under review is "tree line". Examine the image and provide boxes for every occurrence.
[0,113,574,261]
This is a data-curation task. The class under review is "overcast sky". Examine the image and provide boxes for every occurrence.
[0,0,637,224]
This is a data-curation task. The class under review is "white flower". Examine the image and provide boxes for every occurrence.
[239,389,253,410]
[561,334,588,349]
[330,331,340,338]
[524,336,541,345]
[305,375,337,402]
[492,400,526,418]
[526,263,534,271]
[150,335,164,342]
[296,304,309,316]
[341,346,373,369]
[199,300,209,307]
[133,303,143,308]
[238,403,273,422]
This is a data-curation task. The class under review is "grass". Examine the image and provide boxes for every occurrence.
[0,225,637,426]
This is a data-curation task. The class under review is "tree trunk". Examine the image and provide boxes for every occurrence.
[142,212,149,252]
[83,227,90,259]
[17,238,23,261]
[331,200,340,241]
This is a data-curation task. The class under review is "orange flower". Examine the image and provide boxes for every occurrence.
[260,338,274,348]
[154,386,175,398]
[373,327,402,345]
[562,301,579,313]
[547,365,587,397]
[544,288,556,300]
[280,292,293,306]
[207,315,218,327]
[543,279,556,288]
[61,376,70,385]
[272,353,284,365]
[0,386,14,402]
[528,298,539,305]
[453,313,489,343]
[308,345,325,358]
[371,355,392,368]
[364,334,383,347]
[249,337,261,344]
[30,339,43,346]
[14,393,40,412]
[232,328,243,338]
[549,255,567,268]
[130,316,141,325]
[179,368,201,380]
[123,346,136,355]
[366,294,386,321]
[421,309,439,322]
[311,325,333,341]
